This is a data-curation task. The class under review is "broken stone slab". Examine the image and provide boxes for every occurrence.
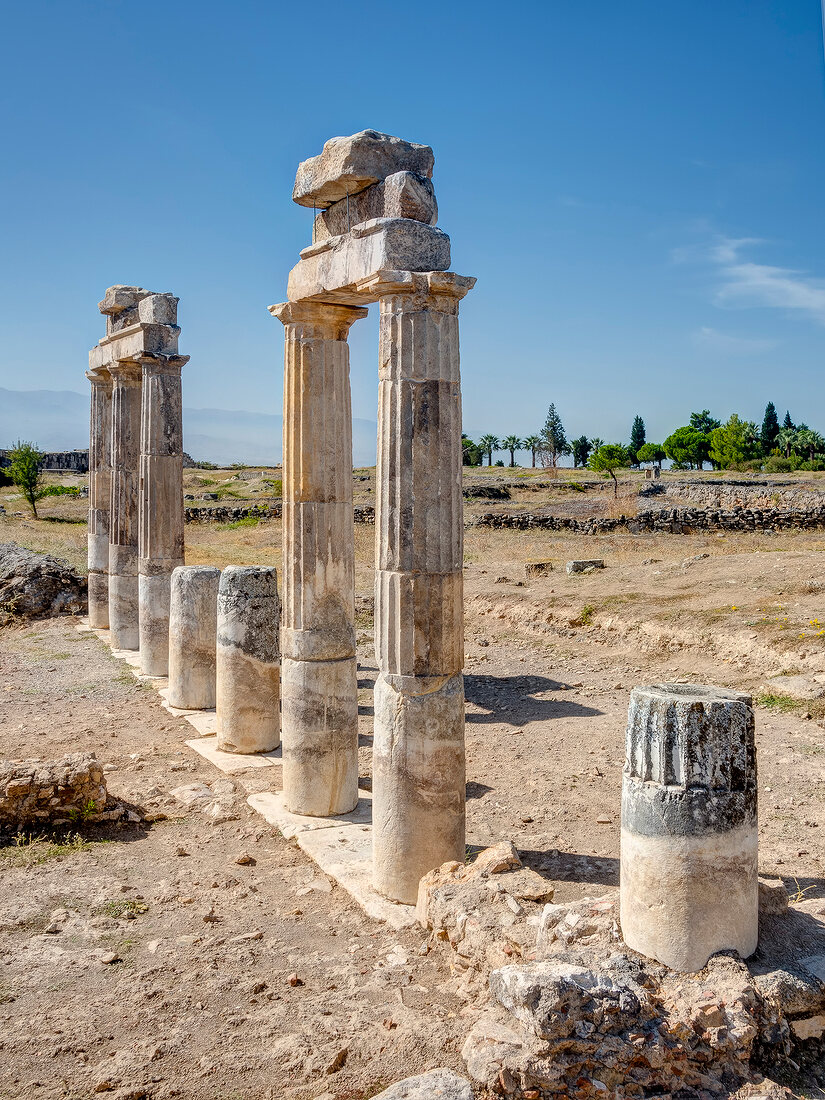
[565,559,605,574]
[524,560,553,577]
[313,171,437,241]
[287,220,451,305]
[760,673,825,701]
[369,1069,472,1100]
[0,542,87,620]
[0,752,106,826]
[293,130,434,209]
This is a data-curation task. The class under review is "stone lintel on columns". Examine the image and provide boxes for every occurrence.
[286,220,452,304]
[364,269,476,307]
[86,366,112,385]
[89,323,181,371]
[137,353,190,371]
[268,300,368,338]
[107,358,143,382]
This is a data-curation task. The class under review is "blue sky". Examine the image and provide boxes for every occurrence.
[1,0,824,455]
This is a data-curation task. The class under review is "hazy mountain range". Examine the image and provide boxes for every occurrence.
[0,388,380,467]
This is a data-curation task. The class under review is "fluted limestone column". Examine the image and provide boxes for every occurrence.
[108,359,143,650]
[167,566,220,709]
[86,368,113,629]
[620,683,758,972]
[372,271,475,905]
[269,301,367,816]
[138,353,188,676]
[216,566,280,754]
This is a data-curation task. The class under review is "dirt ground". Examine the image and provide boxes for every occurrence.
[2,469,825,1098]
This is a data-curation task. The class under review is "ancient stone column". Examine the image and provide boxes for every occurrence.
[107,359,143,650]
[371,271,475,905]
[167,566,220,710]
[86,368,113,629]
[216,566,280,754]
[620,683,758,972]
[269,301,367,816]
[138,353,188,676]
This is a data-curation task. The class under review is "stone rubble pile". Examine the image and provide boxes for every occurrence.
[0,542,87,620]
[0,752,108,826]
[418,842,823,1098]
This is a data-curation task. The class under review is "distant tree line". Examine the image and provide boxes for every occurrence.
[463,402,825,487]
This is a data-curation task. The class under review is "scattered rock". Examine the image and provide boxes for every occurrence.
[235,851,254,865]
[0,542,87,620]
[566,559,605,575]
[369,1069,473,1100]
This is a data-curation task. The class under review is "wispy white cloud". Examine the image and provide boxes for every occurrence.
[689,236,825,325]
[692,326,778,355]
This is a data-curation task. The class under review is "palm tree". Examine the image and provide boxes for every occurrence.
[797,429,825,462]
[478,434,500,467]
[590,437,605,455]
[777,427,797,458]
[522,434,542,468]
[500,435,522,467]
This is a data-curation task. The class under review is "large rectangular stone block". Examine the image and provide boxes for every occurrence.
[293,130,434,209]
[287,219,450,305]
[313,172,437,241]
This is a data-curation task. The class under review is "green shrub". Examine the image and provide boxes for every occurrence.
[763,456,794,473]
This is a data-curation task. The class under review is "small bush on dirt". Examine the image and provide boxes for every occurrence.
[93,899,148,919]
[217,516,260,531]
[764,455,794,473]
[263,478,283,496]
[754,692,801,712]
[571,604,596,626]
[0,833,103,867]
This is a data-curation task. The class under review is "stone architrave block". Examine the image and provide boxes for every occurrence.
[293,130,434,208]
[287,219,450,305]
[313,171,437,241]
[620,683,758,972]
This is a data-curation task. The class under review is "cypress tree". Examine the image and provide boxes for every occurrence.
[760,402,779,455]
[783,410,796,431]
[629,416,646,464]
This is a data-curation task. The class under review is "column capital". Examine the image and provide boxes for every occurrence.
[107,358,144,383]
[138,353,190,373]
[364,270,476,314]
[86,367,113,386]
[268,300,368,339]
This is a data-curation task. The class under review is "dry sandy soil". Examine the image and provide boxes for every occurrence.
[2,469,825,1098]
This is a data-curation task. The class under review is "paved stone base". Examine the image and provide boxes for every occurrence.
[75,617,417,929]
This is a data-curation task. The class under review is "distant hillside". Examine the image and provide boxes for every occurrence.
[0,388,379,467]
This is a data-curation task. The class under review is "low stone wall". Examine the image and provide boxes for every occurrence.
[184,503,377,525]
[640,478,825,511]
[474,505,825,534]
[0,449,89,473]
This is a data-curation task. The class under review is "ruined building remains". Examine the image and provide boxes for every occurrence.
[270,130,476,903]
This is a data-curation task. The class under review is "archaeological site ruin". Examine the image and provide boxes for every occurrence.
[3,128,824,1100]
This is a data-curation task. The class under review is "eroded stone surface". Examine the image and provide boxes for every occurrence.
[0,543,87,621]
[621,683,758,972]
[167,566,220,710]
[313,171,437,241]
[216,566,280,754]
[293,130,434,209]
[0,753,106,826]
[370,1069,472,1100]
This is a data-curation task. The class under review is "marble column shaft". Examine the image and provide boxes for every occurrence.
[138,354,188,676]
[108,359,143,651]
[270,300,367,817]
[86,369,113,629]
[372,274,474,905]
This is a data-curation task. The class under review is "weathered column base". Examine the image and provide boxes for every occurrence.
[167,566,220,710]
[280,655,358,816]
[620,823,758,973]
[372,671,465,905]
[216,565,280,755]
[87,571,110,630]
[108,565,139,651]
[139,572,173,677]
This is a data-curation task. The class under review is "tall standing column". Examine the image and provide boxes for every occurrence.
[270,301,367,816]
[372,271,475,905]
[108,359,143,651]
[86,368,113,629]
[138,353,188,675]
